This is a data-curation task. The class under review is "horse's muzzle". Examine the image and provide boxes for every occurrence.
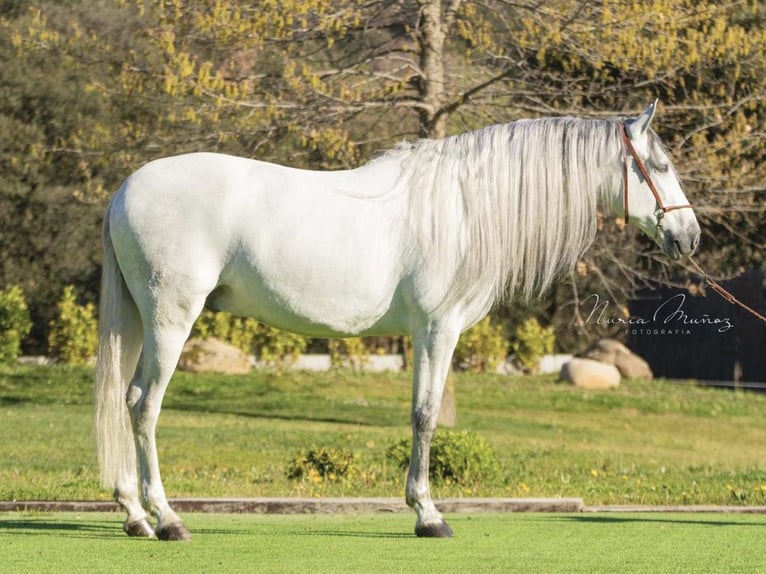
[663,226,701,260]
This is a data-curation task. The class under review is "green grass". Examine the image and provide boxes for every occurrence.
[2,511,764,573]
[2,364,766,505]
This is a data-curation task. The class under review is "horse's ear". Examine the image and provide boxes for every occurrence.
[626,99,658,138]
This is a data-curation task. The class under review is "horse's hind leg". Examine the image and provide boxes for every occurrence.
[128,317,198,541]
[406,322,461,538]
[105,371,160,539]
[116,474,155,537]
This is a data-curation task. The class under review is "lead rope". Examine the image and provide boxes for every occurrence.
[687,256,766,323]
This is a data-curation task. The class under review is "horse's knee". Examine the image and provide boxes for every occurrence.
[413,407,433,432]
[413,400,443,436]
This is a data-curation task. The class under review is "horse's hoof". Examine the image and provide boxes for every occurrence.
[415,521,454,538]
[156,523,192,541]
[124,518,156,538]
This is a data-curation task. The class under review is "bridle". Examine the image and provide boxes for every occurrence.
[621,124,766,325]
[621,123,693,228]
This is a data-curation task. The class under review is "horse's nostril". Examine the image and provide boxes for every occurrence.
[692,234,700,252]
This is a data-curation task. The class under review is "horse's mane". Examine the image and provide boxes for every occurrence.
[391,117,625,308]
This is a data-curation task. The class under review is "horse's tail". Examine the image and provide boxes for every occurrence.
[94,203,143,491]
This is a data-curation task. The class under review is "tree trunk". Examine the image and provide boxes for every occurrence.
[438,375,456,428]
[417,0,461,139]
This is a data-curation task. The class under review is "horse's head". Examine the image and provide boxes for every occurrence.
[619,101,701,259]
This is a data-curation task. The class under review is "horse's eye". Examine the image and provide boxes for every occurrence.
[654,163,669,174]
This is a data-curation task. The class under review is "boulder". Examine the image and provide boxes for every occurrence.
[613,352,653,380]
[178,338,251,375]
[581,338,653,380]
[559,358,621,390]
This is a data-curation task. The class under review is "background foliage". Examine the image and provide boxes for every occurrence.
[0,285,32,363]
[46,285,98,364]
[386,429,502,486]
[452,316,507,373]
[510,318,556,374]
[1,0,764,354]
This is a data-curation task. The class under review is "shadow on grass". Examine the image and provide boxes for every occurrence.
[0,518,121,538]
[1,518,412,540]
[559,515,766,528]
[165,403,402,428]
[192,527,412,539]
[293,529,412,539]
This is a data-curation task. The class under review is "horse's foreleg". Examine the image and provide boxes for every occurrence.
[406,324,460,538]
[128,326,192,541]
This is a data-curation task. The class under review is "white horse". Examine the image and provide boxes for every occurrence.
[95,102,700,540]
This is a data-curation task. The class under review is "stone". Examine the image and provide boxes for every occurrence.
[559,358,621,390]
[538,354,574,375]
[581,338,653,380]
[581,338,626,363]
[495,359,523,376]
[613,352,653,380]
[178,338,251,375]
[17,356,55,366]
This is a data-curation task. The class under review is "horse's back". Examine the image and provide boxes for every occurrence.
[113,151,404,221]
[114,152,279,217]
[110,152,346,254]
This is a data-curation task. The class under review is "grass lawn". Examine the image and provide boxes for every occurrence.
[1,364,766,505]
[2,511,764,573]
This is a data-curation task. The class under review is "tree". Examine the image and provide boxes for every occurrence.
[0,2,121,349]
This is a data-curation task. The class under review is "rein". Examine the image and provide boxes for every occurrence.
[621,123,693,226]
[620,123,766,324]
[687,256,766,324]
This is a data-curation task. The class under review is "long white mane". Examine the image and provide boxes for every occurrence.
[389,117,625,308]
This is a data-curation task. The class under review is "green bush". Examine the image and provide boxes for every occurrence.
[0,285,33,363]
[191,309,260,353]
[252,323,307,368]
[510,317,555,374]
[47,285,97,364]
[452,316,508,373]
[386,430,501,487]
[328,337,370,370]
[286,447,358,483]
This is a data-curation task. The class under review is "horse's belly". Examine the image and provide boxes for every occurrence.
[211,249,406,338]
